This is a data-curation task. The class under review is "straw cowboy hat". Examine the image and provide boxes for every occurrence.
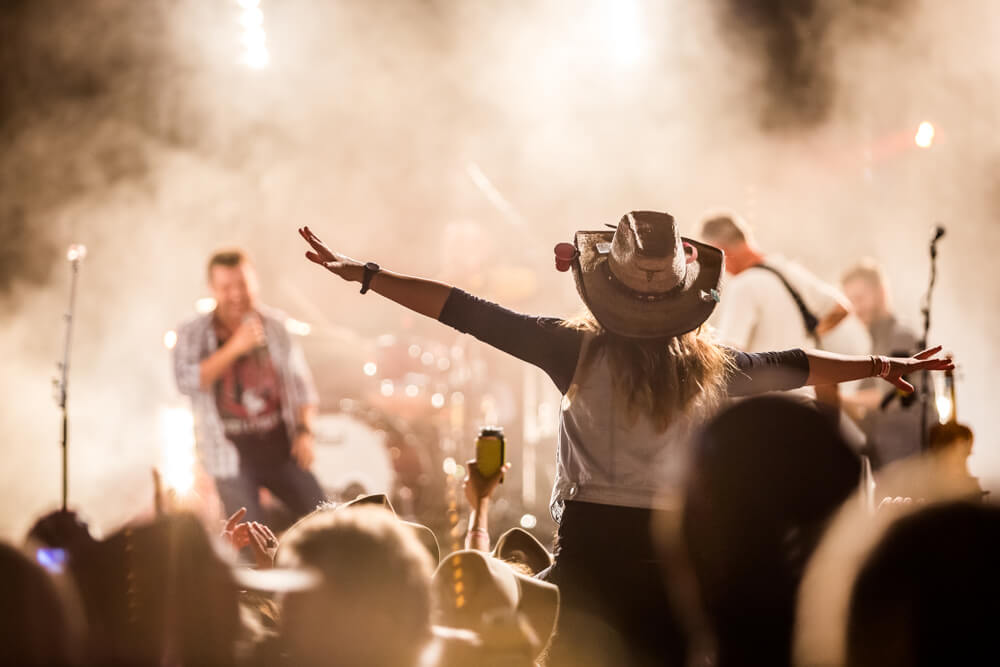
[560,210,724,339]
[433,550,560,660]
[491,527,553,576]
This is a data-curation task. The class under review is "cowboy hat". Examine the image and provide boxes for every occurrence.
[569,210,724,339]
[433,550,559,660]
[491,527,553,576]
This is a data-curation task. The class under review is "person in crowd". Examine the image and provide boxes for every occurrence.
[173,249,325,523]
[463,458,512,552]
[683,396,862,667]
[433,549,560,666]
[846,501,1000,667]
[840,259,927,466]
[273,505,435,667]
[73,513,241,666]
[298,211,952,666]
[0,542,76,666]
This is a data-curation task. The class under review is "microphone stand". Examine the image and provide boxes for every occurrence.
[918,228,944,452]
[55,246,85,511]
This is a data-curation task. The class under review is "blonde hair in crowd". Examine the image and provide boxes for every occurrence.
[563,311,733,433]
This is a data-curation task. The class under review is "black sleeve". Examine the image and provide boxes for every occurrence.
[724,348,811,397]
[438,289,584,395]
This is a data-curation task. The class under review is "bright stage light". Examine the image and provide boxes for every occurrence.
[236,1,269,69]
[159,407,196,495]
[596,0,643,67]
[163,330,178,350]
[520,514,538,530]
[380,380,395,397]
[936,393,954,424]
[66,244,87,262]
[443,457,457,475]
[363,362,377,376]
[915,122,935,148]
[405,384,419,398]
[431,393,445,409]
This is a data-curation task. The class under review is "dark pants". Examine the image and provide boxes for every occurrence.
[215,457,326,523]
[540,501,688,667]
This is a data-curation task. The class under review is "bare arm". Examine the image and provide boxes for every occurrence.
[299,226,452,319]
[804,346,953,393]
[814,301,849,337]
[462,460,510,552]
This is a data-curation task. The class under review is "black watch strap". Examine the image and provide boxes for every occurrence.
[360,262,380,295]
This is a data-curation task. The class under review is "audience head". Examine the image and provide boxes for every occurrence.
[276,505,435,667]
[433,549,559,664]
[847,501,1000,667]
[0,542,76,666]
[684,396,861,665]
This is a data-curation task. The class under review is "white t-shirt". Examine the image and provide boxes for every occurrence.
[711,256,872,393]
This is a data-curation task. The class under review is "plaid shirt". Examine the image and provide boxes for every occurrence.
[173,304,319,479]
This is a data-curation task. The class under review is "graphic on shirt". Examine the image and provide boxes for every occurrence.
[214,339,284,438]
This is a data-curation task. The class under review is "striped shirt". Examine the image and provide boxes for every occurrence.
[173,305,318,478]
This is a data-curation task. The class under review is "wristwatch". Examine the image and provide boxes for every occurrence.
[360,262,380,295]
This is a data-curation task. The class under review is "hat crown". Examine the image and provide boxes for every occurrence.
[609,211,686,293]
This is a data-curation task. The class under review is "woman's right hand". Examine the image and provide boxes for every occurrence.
[298,226,364,283]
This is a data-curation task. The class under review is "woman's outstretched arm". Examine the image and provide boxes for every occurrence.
[299,226,584,392]
[804,346,953,393]
[299,226,452,318]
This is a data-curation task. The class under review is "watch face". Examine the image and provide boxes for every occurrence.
[365,262,379,271]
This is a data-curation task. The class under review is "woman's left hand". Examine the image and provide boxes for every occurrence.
[298,226,364,283]
[883,345,954,393]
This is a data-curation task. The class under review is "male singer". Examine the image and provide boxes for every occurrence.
[173,249,325,520]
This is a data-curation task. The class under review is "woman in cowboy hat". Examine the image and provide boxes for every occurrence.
[297,212,952,666]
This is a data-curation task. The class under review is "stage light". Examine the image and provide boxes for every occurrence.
[431,393,445,408]
[284,318,311,336]
[915,121,935,148]
[243,47,270,69]
[421,351,435,366]
[405,384,419,397]
[195,297,216,314]
[163,330,178,350]
[66,244,87,262]
[236,0,269,69]
[408,344,422,358]
[380,380,395,397]
[238,7,263,29]
[437,357,451,371]
[159,407,196,496]
[363,362,377,376]
[936,393,953,423]
[520,514,538,530]
[596,0,643,67]
[443,457,457,475]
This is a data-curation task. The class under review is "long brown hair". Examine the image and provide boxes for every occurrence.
[563,311,733,433]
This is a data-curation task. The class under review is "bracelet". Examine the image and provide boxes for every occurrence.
[870,355,892,378]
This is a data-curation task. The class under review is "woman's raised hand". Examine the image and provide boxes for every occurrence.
[883,345,955,393]
[298,226,364,283]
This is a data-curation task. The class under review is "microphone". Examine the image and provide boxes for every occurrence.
[932,226,946,242]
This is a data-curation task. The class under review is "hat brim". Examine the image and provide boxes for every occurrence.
[491,528,553,576]
[572,231,724,340]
